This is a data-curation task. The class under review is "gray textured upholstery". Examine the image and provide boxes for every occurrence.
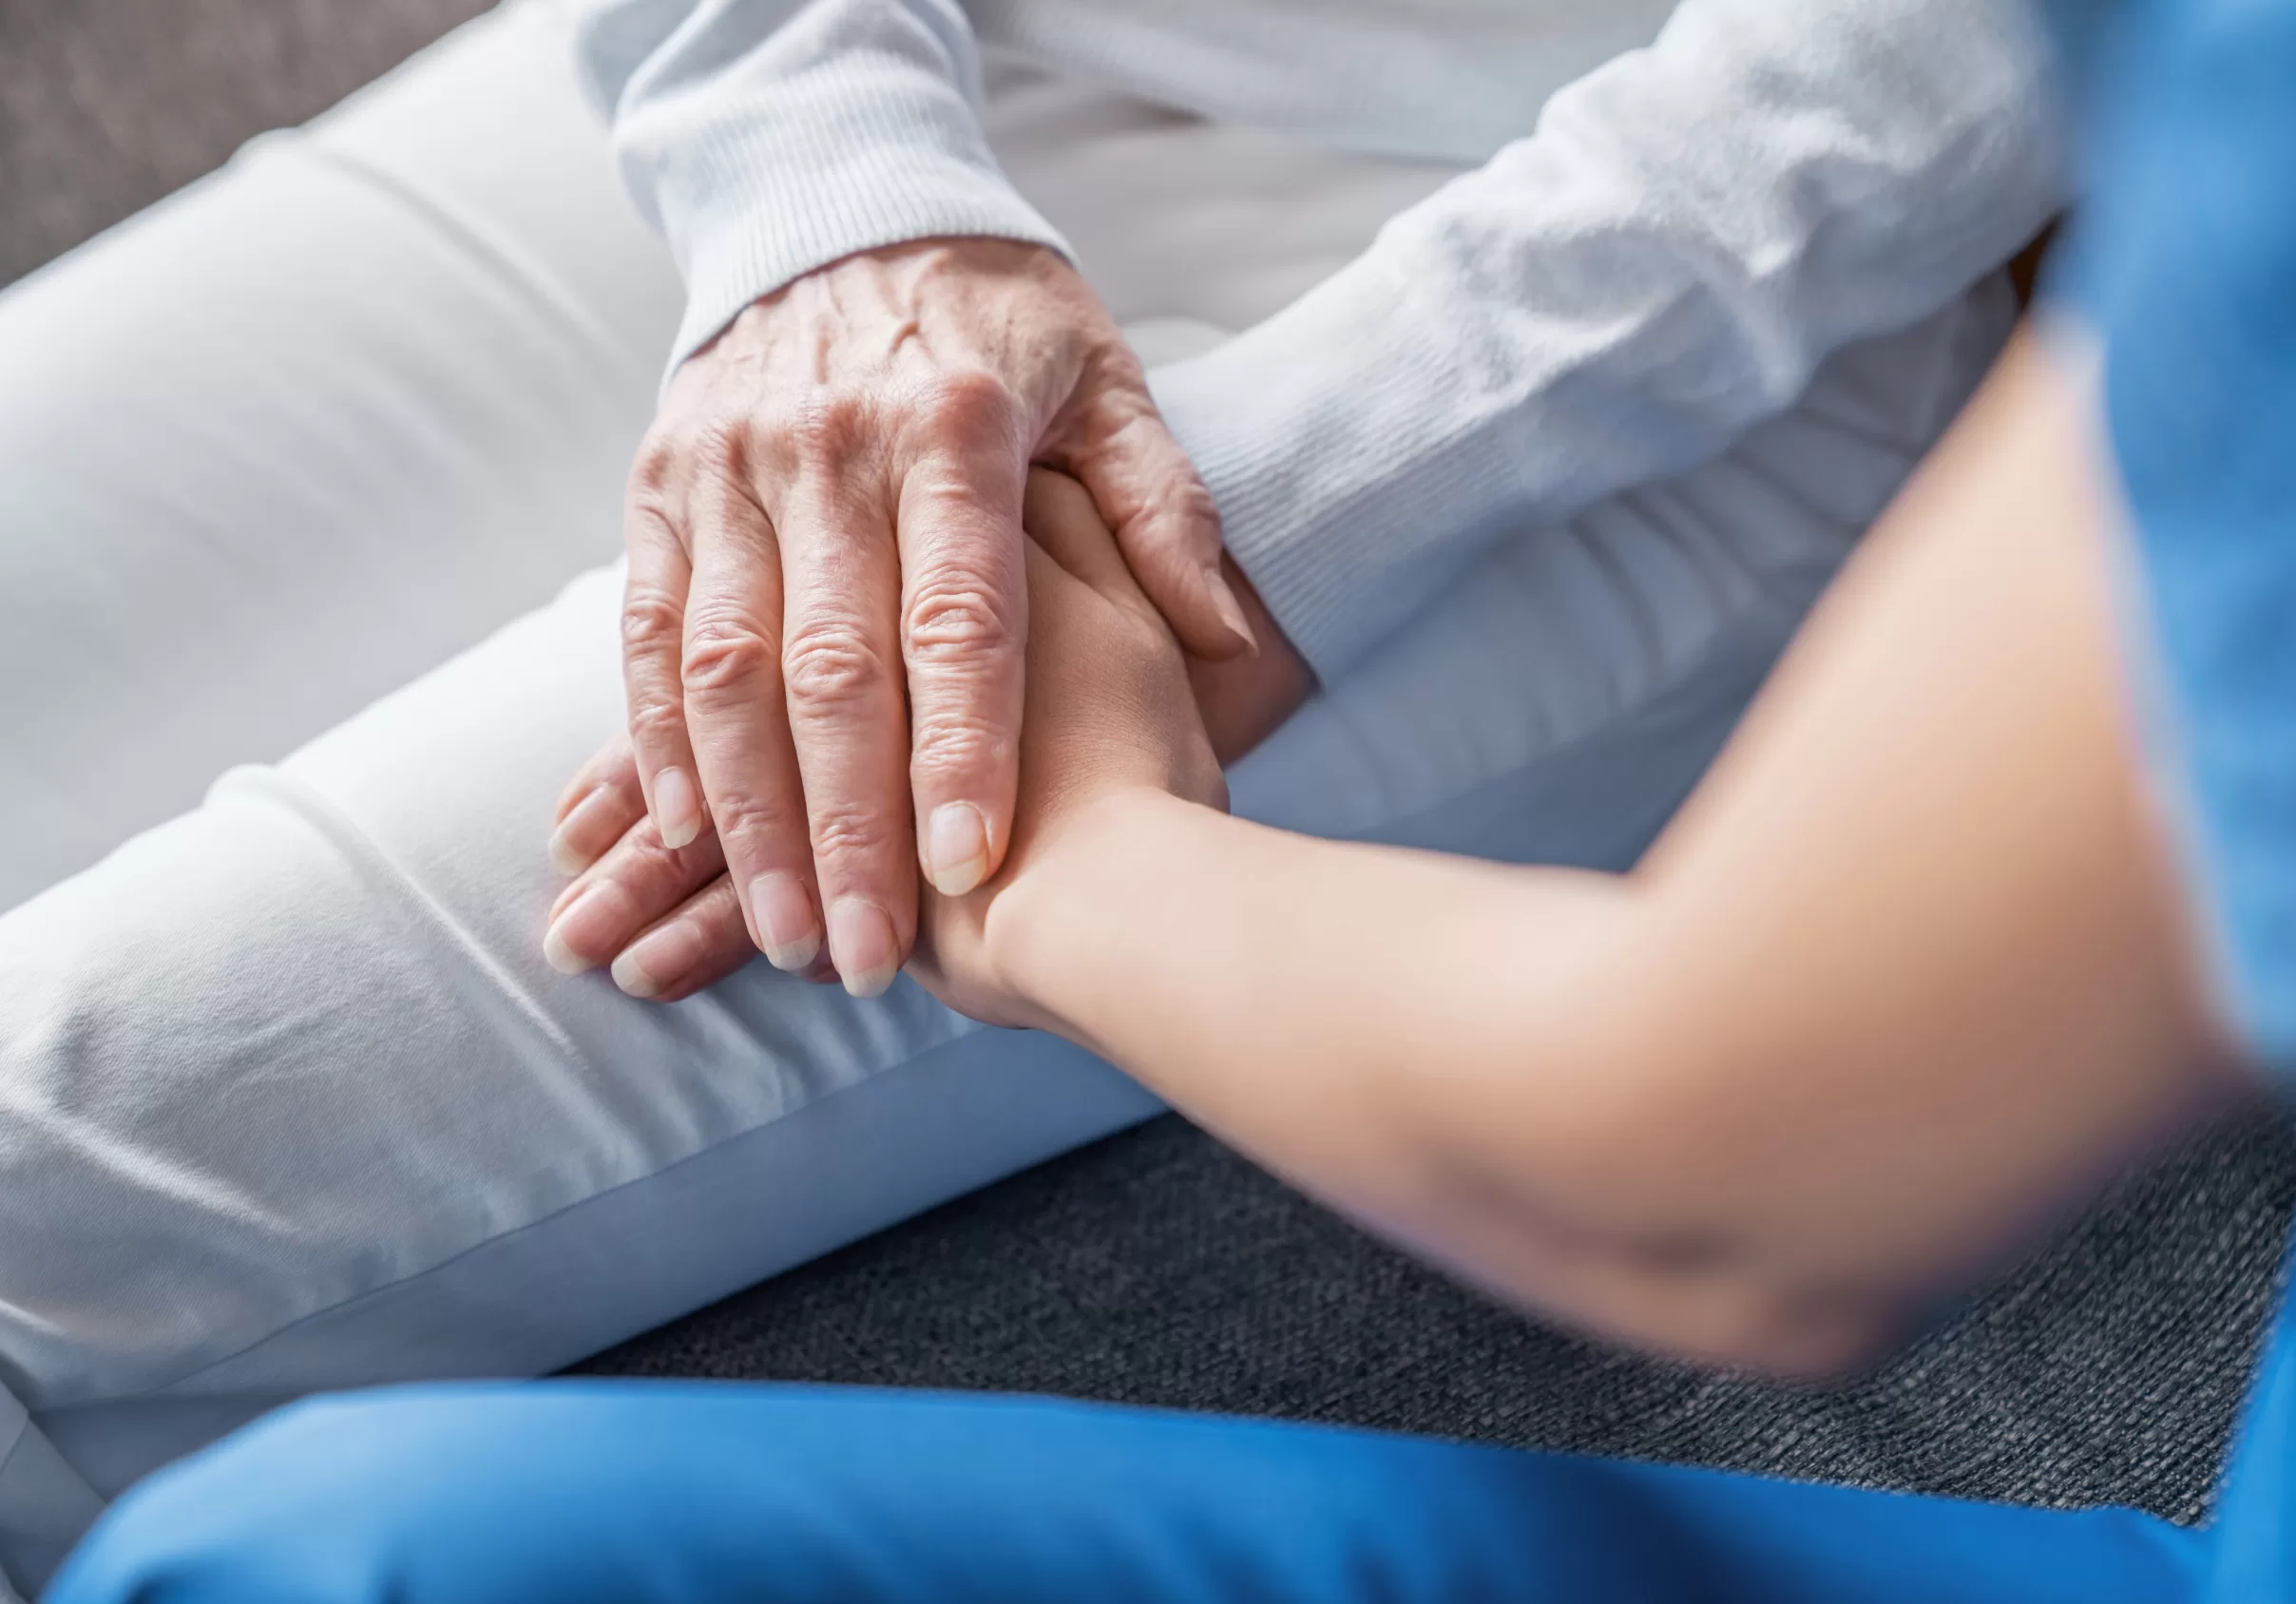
[582,1108,2295,1523]
[8,0,2292,1527]
[0,0,490,286]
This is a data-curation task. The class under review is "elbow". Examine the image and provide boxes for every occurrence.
[1476,1201,1907,1380]
[1613,1280,1905,1383]
[1431,914,1925,1380]
[1475,1067,1913,1381]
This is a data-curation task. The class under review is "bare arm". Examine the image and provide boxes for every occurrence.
[965,334,2245,1374]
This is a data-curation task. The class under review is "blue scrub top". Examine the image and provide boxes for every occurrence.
[2049,0,2296,1070]
[2046,2,2296,1594]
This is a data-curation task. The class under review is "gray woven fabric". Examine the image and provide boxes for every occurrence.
[582,1107,2296,1524]
[10,0,2296,1530]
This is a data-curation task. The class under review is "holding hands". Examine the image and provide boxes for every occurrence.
[545,471,1234,1015]
[907,471,1230,1027]
[590,239,1253,997]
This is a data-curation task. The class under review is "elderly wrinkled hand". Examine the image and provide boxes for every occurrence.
[600,238,1252,998]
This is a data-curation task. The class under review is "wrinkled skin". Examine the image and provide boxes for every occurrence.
[603,239,1253,997]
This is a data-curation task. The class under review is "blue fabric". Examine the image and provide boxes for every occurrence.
[43,1378,2205,1603]
[48,1247,2296,1601]
[2205,1271,2296,1599]
[2048,0,2296,1067]
[45,1232,2296,1601]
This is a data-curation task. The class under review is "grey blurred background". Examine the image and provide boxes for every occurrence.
[0,0,489,284]
[6,0,2296,1531]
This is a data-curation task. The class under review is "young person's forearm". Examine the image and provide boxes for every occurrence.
[994,791,1632,1179]
[987,334,2245,1373]
[986,786,1717,1349]
[989,787,1916,1372]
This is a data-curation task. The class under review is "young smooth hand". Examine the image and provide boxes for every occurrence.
[903,471,1228,1028]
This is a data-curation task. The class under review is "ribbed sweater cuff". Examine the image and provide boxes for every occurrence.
[655,82,1071,376]
[1149,267,1504,683]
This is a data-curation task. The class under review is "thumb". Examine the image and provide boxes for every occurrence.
[1058,391,1255,662]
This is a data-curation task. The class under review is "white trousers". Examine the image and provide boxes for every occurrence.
[0,1,2018,1588]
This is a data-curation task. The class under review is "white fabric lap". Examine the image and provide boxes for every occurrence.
[0,0,2016,1586]
[0,6,681,916]
[0,29,1450,919]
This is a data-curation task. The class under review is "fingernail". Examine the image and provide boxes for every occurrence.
[653,766,703,850]
[1205,566,1258,656]
[826,897,899,1000]
[548,787,621,876]
[748,872,822,972]
[925,802,991,897]
[612,919,704,1000]
[543,882,629,976]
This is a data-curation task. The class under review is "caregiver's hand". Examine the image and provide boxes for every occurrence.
[618,238,1252,998]
[908,471,1228,1028]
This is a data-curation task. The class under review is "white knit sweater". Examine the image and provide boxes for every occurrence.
[562,0,2071,678]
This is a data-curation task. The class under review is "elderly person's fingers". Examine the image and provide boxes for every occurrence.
[542,813,727,978]
[895,390,1031,900]
[620,449,709,851]
[551,800,845,998]
[549,734,648,877]
[769,466,919,999]
[677,476,826,974]
[607,876,772,1002]
[1045,350,1252,662]
[584,237,1250,993]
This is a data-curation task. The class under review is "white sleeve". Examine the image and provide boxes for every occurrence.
[560,0,1068,371]
[1149,0,2073,678]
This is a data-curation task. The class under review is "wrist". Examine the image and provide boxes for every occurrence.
[665,143,1069,380]
[980,786,1199,1045]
